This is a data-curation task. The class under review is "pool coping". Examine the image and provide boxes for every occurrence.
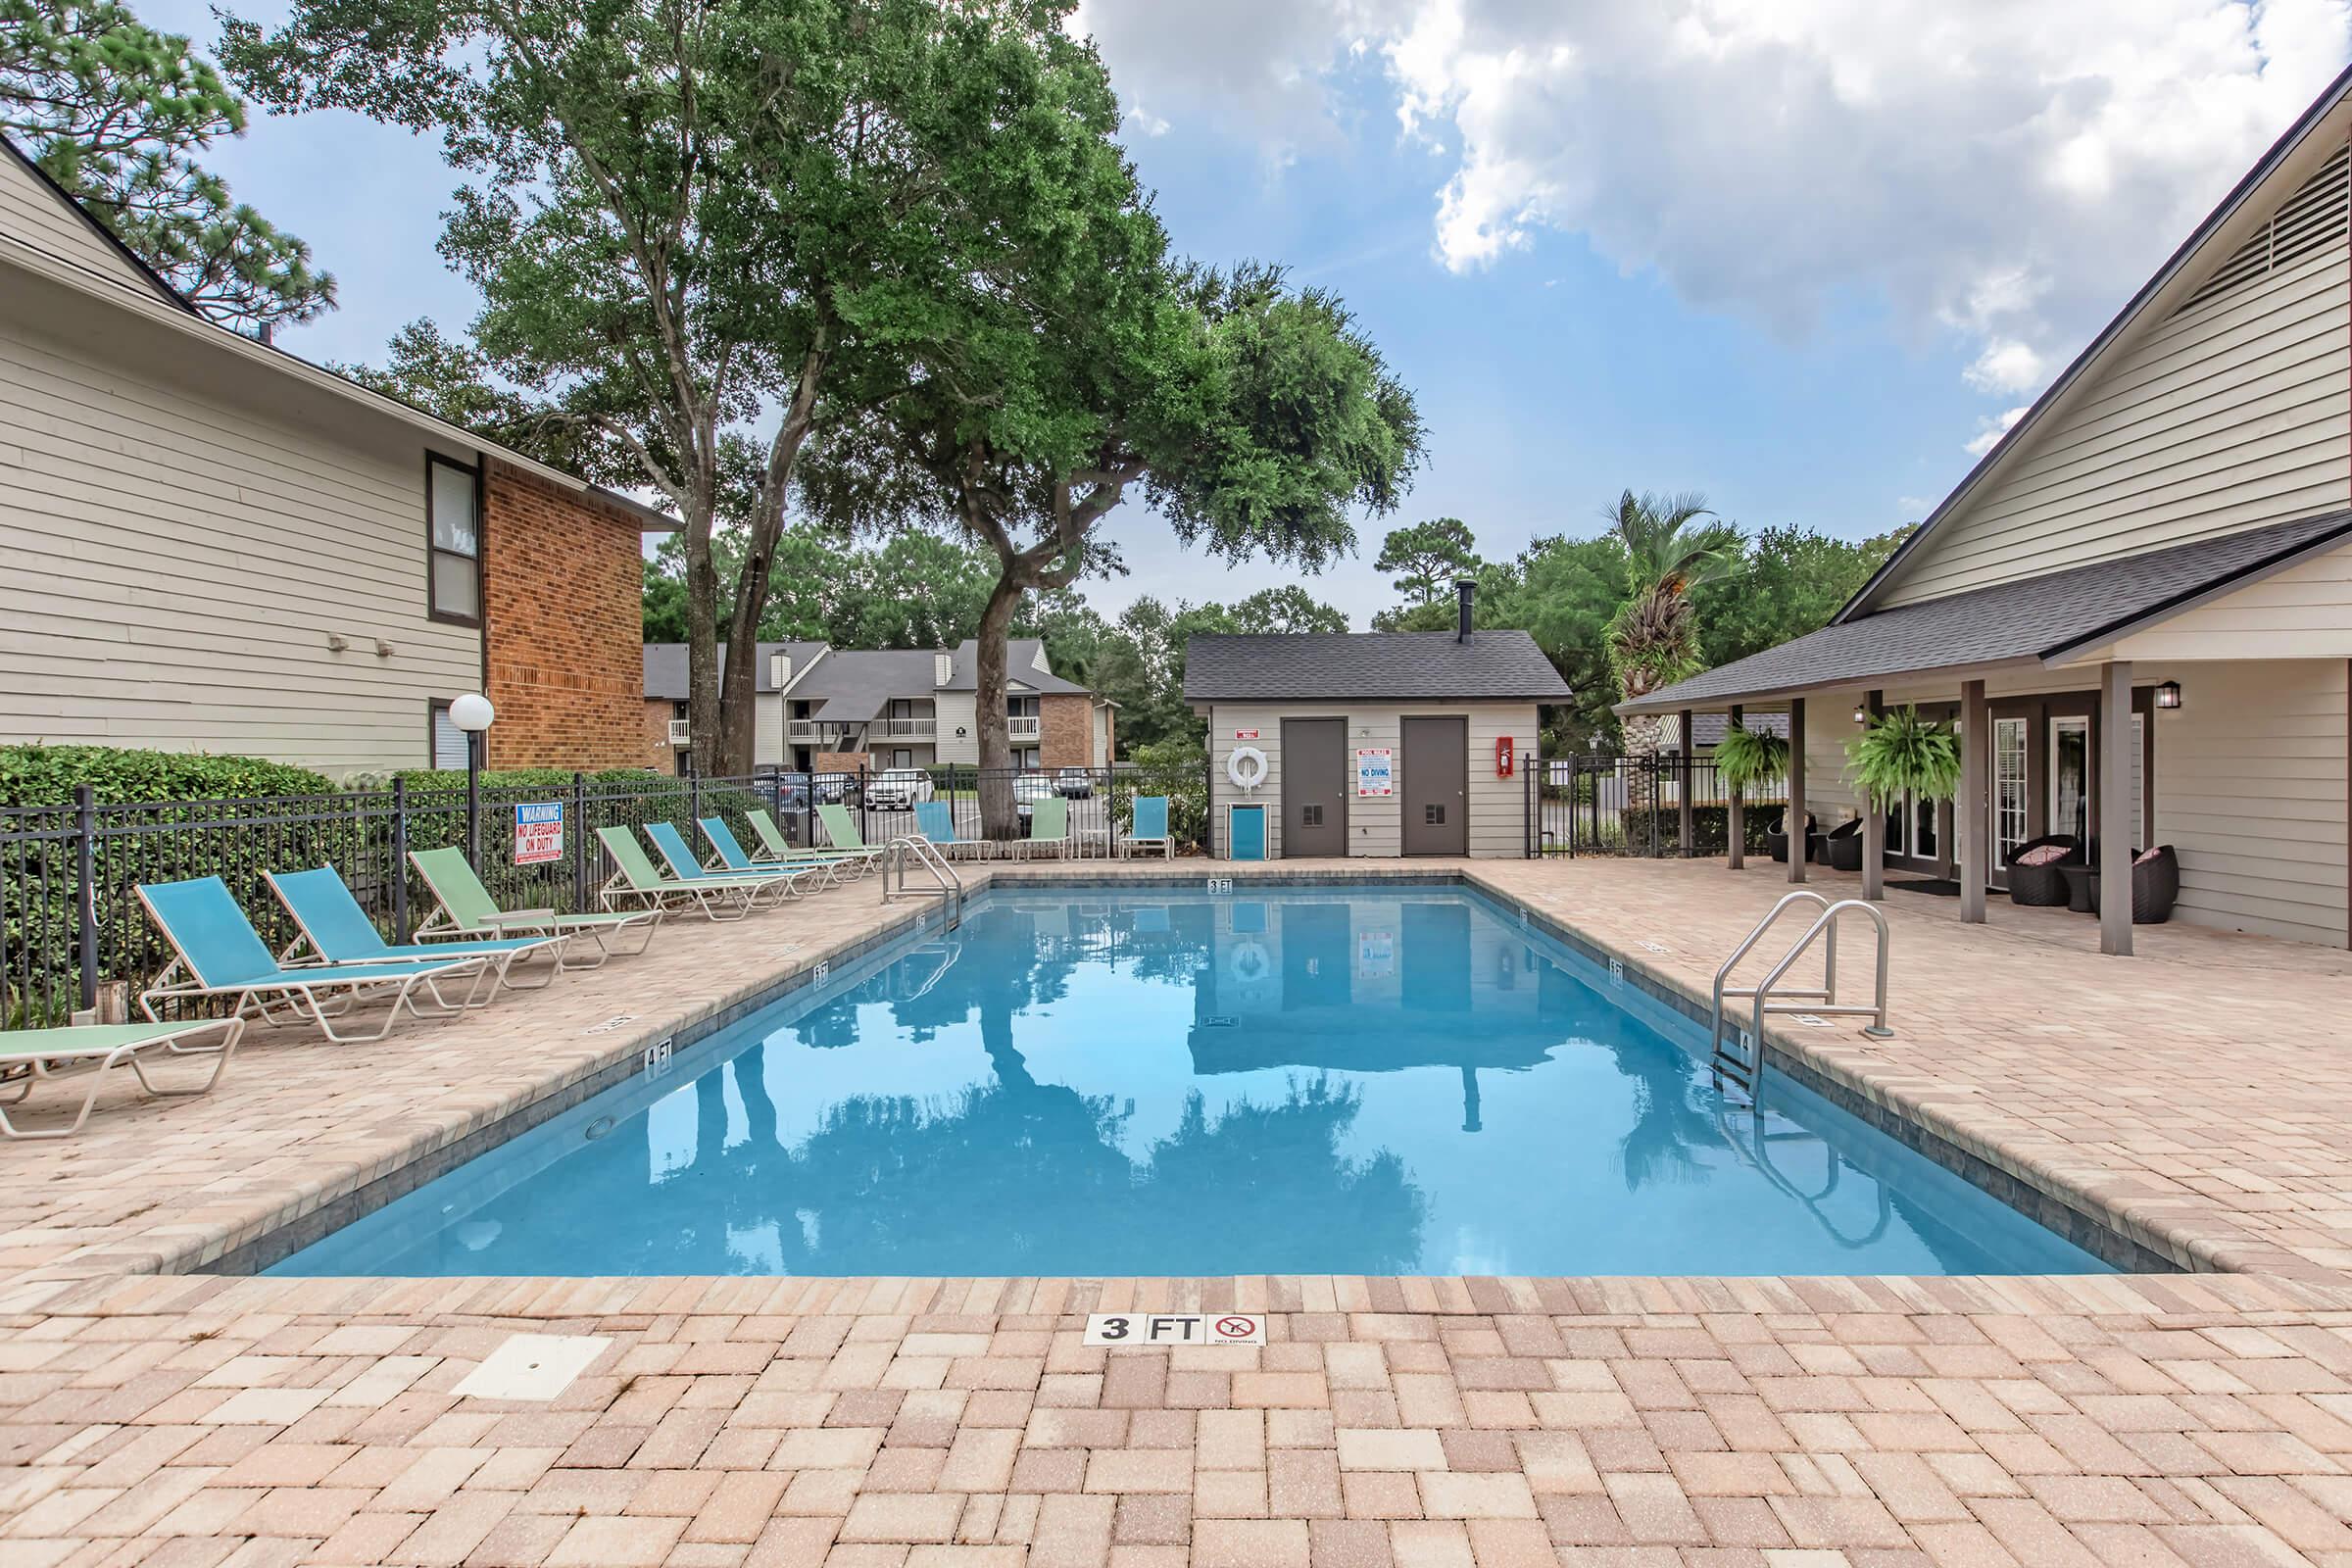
[191,863,2182,1283]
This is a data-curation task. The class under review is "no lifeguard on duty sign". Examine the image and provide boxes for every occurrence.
[1083,1312,1264,1348]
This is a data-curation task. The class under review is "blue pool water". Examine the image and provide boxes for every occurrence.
[271,886,2113,1277]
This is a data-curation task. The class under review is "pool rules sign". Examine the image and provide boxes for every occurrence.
[1084,1312,1264,1348]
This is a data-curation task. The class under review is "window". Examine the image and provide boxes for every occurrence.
[1993,717,2028,867]
[426,454,481,624]
[429,701,467,768]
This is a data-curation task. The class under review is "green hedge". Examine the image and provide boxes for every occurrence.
[1620,805,1778,857]
[0,744,335,808]
[386,766,659,792]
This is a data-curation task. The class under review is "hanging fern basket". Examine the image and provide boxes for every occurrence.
[1843,705,1961,808]
[1712,723,1788,795]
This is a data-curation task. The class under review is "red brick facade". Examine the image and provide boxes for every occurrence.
[1040,694,1094,769]
[642,699,683,771]
[814,750,868,776]
[481,464,652,769]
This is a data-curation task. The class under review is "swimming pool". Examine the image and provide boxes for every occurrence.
[270,884,2114,1277]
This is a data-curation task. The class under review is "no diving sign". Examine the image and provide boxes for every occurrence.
[1084,1312,1263,1348]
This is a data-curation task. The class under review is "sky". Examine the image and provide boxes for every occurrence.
[146,0,2352,627]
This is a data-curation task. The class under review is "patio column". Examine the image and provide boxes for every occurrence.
[1678,707,1695,857]
[1860,689,1885,901]
[1727,704,1745,869]
[2100,661,2134,956]
[1960,678,1988,924]
[1787,698,1808,885]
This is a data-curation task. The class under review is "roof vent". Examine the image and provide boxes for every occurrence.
[2174,144,2348,318]
[1456,578,1476,643]
[935,652,954,686]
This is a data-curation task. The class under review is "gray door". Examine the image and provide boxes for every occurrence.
[1282,718,1347,858]
[1400,716,1468,856]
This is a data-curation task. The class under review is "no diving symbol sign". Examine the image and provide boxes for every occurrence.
[1083,1312,1264,1347]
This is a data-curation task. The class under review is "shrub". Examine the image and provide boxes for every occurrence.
[0,744,334,808]
[382,766,659,792]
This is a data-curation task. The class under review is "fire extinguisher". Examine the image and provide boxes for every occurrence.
[1495,735,1515,777]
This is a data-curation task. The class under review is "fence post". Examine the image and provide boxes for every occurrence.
[688,756,701,827]
[390,776,411,943]
[74,782,98,1013]
[858,764,870,842]
[571,771,590,911]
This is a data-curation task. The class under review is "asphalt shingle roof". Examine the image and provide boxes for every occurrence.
[1622,510,2352,713]
[1183,629,1572,703]
[641,641,824,701]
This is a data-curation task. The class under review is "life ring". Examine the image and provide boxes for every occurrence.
[1227,746,1268,791]
[1229,939,1271,984]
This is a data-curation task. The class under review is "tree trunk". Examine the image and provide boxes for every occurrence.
[975,574,1024,840]
[683,503,723,774]
[1621,711,1663,820]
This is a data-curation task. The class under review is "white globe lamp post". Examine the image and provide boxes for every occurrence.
[451,693,496,865]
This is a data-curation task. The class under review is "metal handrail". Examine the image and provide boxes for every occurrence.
[884,833,962,930]
[1710,895,1893,1091]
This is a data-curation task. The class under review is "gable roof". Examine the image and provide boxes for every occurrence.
[0,134,675,532]
[1840,63,2352,621]
[0,137,193,312]
[939,639,1090,695]
[1621,509,2352,713]
[1184,630,1572,703]
[642,641,825,701]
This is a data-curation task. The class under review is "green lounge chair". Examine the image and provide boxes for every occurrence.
[267,866,564,1001]
[816,804,884,859]
[648,820,821,904]
[409,846,662,968]
[137,876,484,1044]
[1024,796,1070,860]
[0,1018,242,1140]
[595,826,790,921]
[749,808,882,876]
[915,800,991,861]
[700,816,865,885]
[1124,796,1174,859]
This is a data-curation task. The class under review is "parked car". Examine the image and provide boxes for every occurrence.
[1013,772,1057,819]
[866,768,935,810]
[1054,767,1095,799]
[762,771,849,809]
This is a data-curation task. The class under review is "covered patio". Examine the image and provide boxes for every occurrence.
[1618,513,2352,956]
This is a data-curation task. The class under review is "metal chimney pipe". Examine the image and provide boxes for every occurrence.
[1456,578,1475,643]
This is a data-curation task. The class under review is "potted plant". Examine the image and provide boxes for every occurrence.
[1712,723,1788,795]
[1843,706,1960,866]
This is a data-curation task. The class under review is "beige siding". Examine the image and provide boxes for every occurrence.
[1881,243,2350,609]
[1205,702,1536,859]
[2148,660,2348,947]
[933,692,979,764]
[1795,692,1868,828]
[0,272,481,775]
[753,691,784,766]
[2098,539,2352,661]
[0,151,163,303]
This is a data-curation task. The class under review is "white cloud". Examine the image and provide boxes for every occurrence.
[1077,0,2352,405]
[1965,406,2031,459]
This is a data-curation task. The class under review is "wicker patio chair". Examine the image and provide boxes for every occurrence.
[2004,834,2082,906]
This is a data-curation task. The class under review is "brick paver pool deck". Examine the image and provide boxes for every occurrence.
[7,857,2352,1565]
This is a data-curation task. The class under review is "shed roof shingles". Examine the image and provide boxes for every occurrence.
[1621,510,2352,713]
[1184,629,1572,703]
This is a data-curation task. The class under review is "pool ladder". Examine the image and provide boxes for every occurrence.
[883,834,963,931]
[1707,892,1893,1094]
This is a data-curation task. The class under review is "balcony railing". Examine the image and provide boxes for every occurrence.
[874,717,937,739]
[1008,715,1041,740]
[786,719,854,742]
[666,718,691,747]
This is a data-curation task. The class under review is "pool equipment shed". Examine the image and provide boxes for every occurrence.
[1184,587,1571,859]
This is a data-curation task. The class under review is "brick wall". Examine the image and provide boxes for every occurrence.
[814,750,869,777]
[481,463,650,769]
[1040,694,1093,769]
[643,700,680,771]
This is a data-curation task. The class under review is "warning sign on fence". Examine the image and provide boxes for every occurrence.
[514,802,564,864]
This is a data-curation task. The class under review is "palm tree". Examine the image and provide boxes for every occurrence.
[1602,490,1738,767]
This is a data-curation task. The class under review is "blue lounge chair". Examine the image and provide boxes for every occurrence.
[0,1018,243,1139]
[267,866,565,1001]
[643,822,810,912]
[699,816,864,884]
[915,800,990,860]
[1124,796,1174,859]
[137,876,485,1044]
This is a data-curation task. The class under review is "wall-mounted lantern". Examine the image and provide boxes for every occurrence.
[2155,679,2182,710]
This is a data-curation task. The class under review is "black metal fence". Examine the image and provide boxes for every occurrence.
[2,761,1209,1027]
[1524,754,1789,858]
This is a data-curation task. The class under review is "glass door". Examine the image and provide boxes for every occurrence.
[1993,717,2028,873]
[2050,716,2089,844]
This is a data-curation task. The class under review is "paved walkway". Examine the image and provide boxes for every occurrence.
[6,857,2352,1565]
